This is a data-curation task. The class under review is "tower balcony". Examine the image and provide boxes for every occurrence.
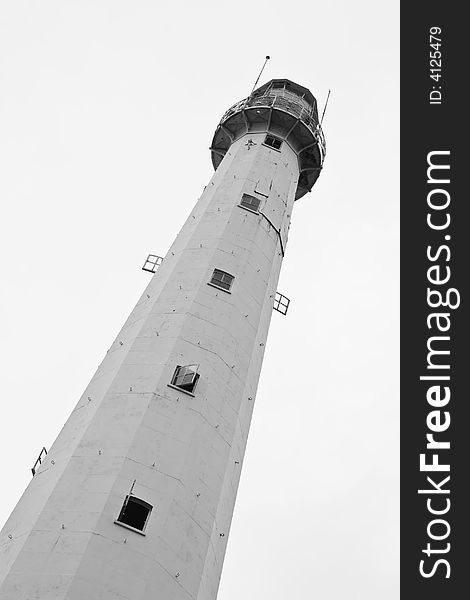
[211,79,326,199]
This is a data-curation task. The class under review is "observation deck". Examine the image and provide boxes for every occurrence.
[211,78,326,200]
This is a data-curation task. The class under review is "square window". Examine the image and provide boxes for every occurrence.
[273,292,290,315]
[264,135,283,150]
[142,254,163,273]
[115,495,152,533]
[239,194,261,213]
[170,365,199,394]
[209,269,234,292]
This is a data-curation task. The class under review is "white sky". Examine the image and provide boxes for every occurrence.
[0,1,399,598]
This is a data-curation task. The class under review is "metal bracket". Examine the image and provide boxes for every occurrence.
[273,292,290,315]
[142,254,163,273]
[31,447,48,476]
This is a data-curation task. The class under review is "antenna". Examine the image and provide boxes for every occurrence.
[251,56,270,94]
[320,89,331,127]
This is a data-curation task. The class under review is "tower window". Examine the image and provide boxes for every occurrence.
[239,194,261,214]
[169,364,199,394]
[209,269,234,292]
[115,495,152,534]
[142,254,163,273]
[264,135,283,150]
[273,292,290,315]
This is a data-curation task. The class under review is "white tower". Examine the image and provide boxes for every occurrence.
[0,79,325,600]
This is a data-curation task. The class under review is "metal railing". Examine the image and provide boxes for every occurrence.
[219,90,326,157]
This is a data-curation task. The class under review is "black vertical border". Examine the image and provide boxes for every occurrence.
[401,3,467,598]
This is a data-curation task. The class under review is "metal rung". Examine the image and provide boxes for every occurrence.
[142,254,163,273]
[273,292,290,315]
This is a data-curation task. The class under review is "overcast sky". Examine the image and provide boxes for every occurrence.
[0,1,399,598]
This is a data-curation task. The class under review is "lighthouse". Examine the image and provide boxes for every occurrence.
[0,78,325,600]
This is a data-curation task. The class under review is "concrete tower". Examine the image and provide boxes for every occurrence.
[0,78,325,600]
